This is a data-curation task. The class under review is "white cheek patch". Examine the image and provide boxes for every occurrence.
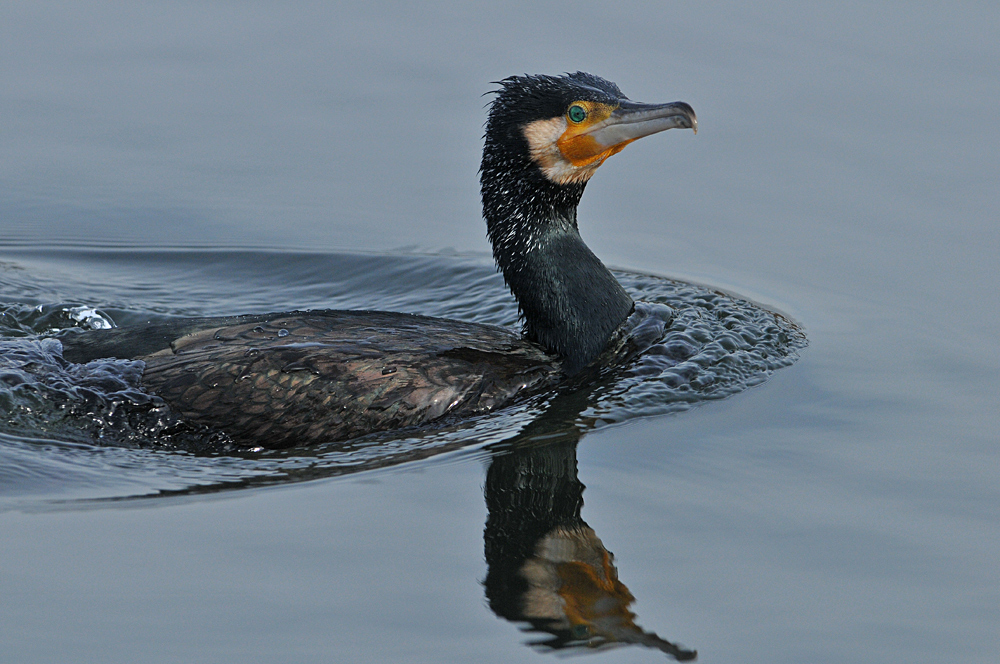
[522,118,602,186]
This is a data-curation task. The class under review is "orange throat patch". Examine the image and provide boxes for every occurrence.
[522,102,629,186]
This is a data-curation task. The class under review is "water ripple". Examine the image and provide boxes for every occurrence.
[0,250,804,504]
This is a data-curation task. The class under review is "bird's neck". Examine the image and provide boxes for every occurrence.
[482,166,634,375]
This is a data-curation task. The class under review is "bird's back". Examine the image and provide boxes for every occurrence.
[59,311,560,448]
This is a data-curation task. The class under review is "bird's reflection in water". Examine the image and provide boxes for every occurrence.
[75,336,700,660]
[482,382,696,660]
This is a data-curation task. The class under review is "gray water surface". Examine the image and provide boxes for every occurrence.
[1,2,998,663]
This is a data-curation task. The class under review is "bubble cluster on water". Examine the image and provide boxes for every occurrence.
[585,272,806,424]
[1,302,115,337]
[0,336,200,450]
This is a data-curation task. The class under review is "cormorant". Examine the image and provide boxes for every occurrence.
[58,73,697,448]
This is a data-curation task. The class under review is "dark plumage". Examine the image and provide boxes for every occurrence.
[59,73,697,448]
[482,73,695,372]
[482,78,630,373]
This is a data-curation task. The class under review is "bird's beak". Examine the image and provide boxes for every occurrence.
[587,100,698,149]
[555,100,697,169]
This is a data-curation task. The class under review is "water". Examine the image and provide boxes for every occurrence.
[1,2,998,663]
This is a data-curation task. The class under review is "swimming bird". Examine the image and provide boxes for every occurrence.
[58,73,697,448]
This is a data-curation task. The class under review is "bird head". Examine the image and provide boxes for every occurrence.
[483,72,697,187]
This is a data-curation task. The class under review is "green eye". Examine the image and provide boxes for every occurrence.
[568,104,587,123]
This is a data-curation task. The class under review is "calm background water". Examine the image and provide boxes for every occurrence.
[2,2,998,663]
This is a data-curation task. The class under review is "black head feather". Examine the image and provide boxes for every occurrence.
[487,72,625,127]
